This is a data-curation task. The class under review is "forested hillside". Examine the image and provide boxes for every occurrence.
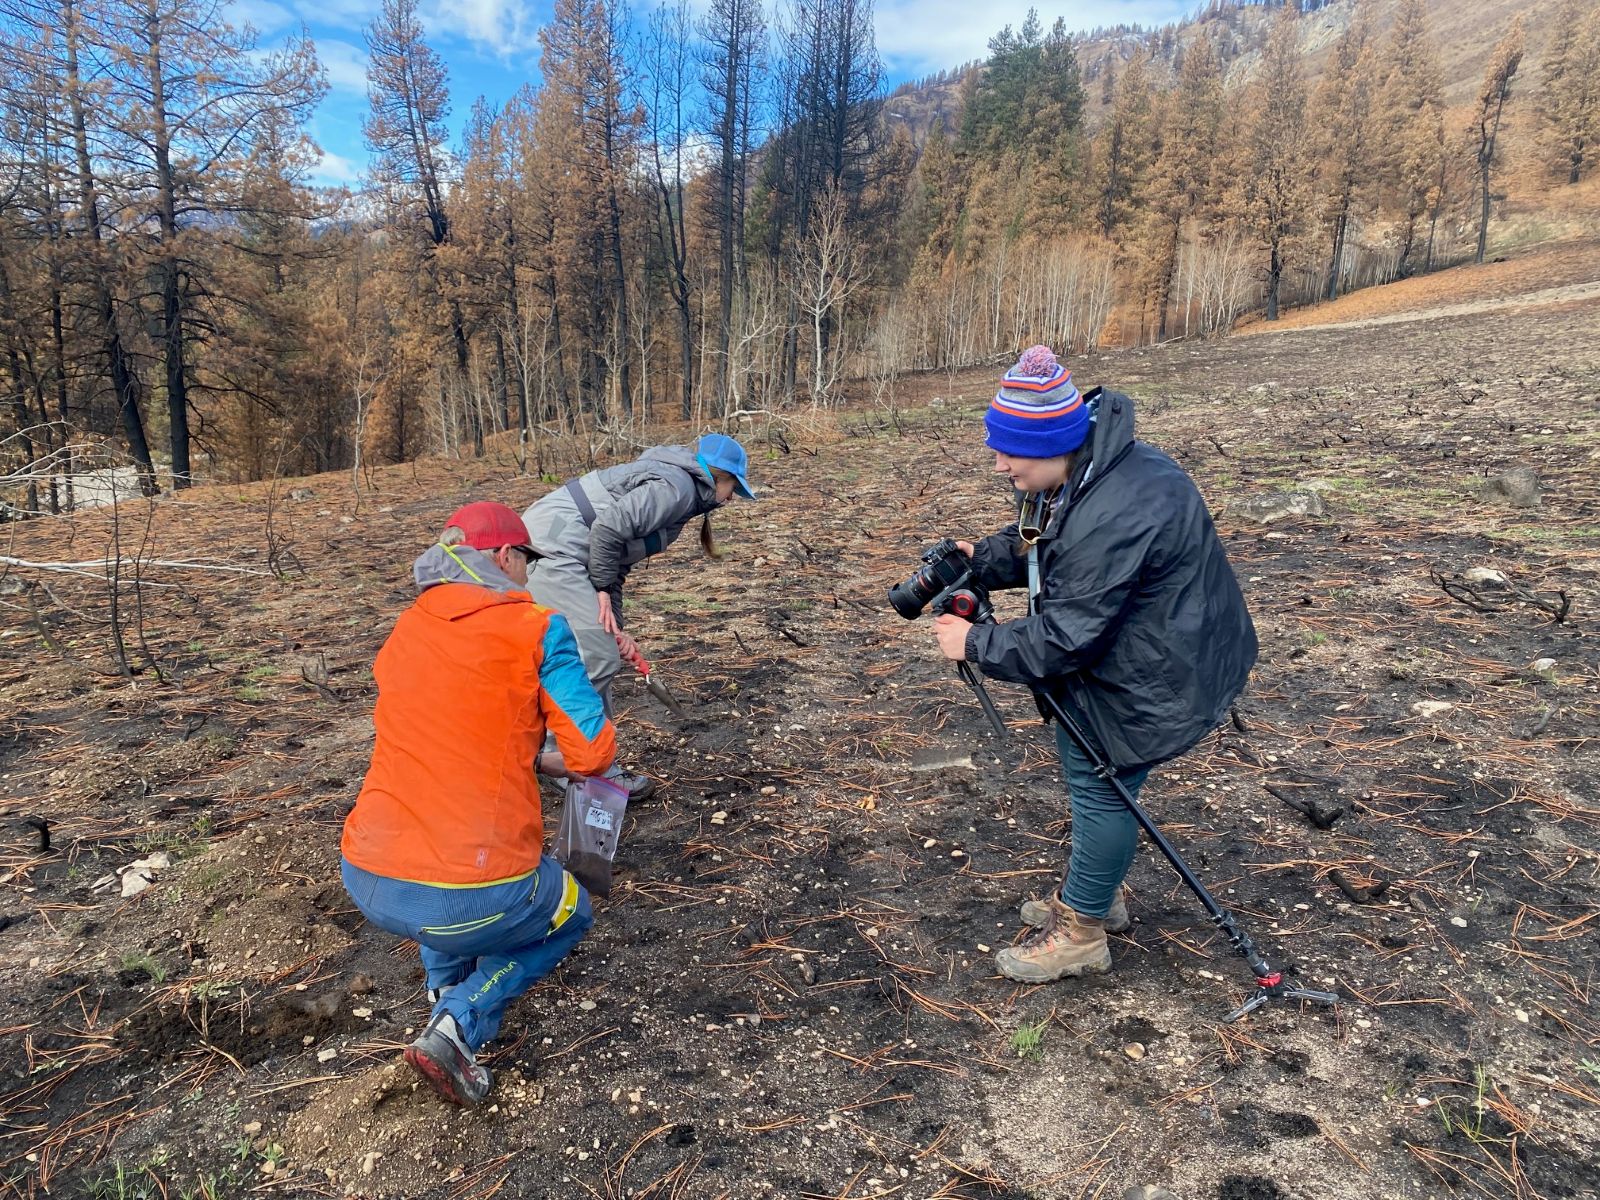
[1,0,1596,497]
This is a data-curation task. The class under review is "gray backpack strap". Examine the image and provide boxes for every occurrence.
[564,478,599,527]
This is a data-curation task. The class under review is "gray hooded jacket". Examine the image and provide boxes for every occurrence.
[522,445,720,594]
[412,543,523,595]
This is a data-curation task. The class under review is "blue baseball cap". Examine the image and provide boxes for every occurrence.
[696,433,756,500]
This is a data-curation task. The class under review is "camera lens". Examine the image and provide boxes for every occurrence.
[887,568,935,619]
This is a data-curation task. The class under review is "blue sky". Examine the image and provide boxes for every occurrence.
[227,0,1195,188]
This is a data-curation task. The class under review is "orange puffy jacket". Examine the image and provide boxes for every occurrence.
[342,581,615,885]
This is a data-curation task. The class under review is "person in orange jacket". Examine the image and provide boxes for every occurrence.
[341,501,616,1106]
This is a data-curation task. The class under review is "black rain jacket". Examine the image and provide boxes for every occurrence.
[964,387,1258,771]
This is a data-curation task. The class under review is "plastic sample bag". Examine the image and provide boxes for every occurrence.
[552,775,629,897]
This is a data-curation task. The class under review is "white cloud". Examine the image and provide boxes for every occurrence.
[291,0,384,33]
[873,0,1193,73]
[426,0,541,55]
[226,0,295,35]
[311,147,363,186]
[318,38,370,92]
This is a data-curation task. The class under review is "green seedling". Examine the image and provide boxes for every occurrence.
[120,952,166,984]
[1008,1018,1048,1060]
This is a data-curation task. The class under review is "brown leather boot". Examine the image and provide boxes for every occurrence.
[1020,887,1130,933]
[995,899,1111,983]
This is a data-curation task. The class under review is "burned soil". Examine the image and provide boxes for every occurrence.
[1,268,1598,1200]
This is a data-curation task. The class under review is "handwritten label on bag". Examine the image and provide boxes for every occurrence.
[584,806,615,832]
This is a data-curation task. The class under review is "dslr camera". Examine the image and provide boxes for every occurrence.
[888,538,994,625]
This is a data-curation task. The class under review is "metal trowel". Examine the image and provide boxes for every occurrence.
[619,641,688,716]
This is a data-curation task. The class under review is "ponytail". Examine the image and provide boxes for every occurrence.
[699,514,722,560]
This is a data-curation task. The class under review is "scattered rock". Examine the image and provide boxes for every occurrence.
[360,1151,382,1175]
[1531,657,1556,673]
[1410,700,1453,718]
[1123,1188,1182,1200]
[1123,1042,1147,1061]
[909,748,975,772]
[1232,491,1325,524]
[286,487,314,501]
[1462,567,1508,586]
[346,973,375,996]
[1476,466,1540,508]
[116,852,173,898]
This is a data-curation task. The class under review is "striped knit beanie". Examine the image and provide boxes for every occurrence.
[983,345,1089,458]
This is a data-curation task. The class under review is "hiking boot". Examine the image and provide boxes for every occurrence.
[995,901,1111,983]
[1020,887,1130,933]
[605,768,658,802]
[404,1013,492,1106]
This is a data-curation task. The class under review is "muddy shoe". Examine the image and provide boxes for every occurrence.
[606,769,658,802]
[404,1013,492,1106]
[1020,888,1130,933]
[995,906,1111,983]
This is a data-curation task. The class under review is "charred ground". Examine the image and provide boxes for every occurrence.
[1,266,1597,1200]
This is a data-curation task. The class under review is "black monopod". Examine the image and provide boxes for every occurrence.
[895,547,1340,1023]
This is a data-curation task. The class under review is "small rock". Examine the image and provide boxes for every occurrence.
[760,785,776,795]
[1233,490,1325,524]
[1531,658,1556,673]
[352,1007,372,1019]
[578,1000,597,1011]
[1476,466,1540,508]
[1449,916,1468,928]
[241,1121,262,1135]
[287,487,314,501]
[1123,1042,1146,1061]
[1463,567,1508,586]
[317,1048,338,1062]
[361,1151,382,1175]
[709,811,727,826]
[347,973,375,996]
[909,748,975,772]
[1410,701,1453,718]
[1123,1187,1182,1200]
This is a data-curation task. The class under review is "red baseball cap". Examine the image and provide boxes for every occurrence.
[443,502,536,555]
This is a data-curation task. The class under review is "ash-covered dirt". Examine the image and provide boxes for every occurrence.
[1,274,1597,1199]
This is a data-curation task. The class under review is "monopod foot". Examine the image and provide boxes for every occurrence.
[1224,974,1342,1023]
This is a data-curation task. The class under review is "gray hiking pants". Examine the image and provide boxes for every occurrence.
[526,555,622,711]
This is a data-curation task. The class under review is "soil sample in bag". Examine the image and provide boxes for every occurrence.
[552,776,628,898]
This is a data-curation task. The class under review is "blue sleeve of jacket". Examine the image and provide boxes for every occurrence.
[537,613,616,777]
[968,525,1028,591]
[966,518,1158,685]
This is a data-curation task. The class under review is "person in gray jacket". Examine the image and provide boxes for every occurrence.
[522,433,756,798]
[931,346,1257,985]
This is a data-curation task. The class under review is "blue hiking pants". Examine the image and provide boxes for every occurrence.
[341,855,592,1051]
[1055,724,1151,919]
